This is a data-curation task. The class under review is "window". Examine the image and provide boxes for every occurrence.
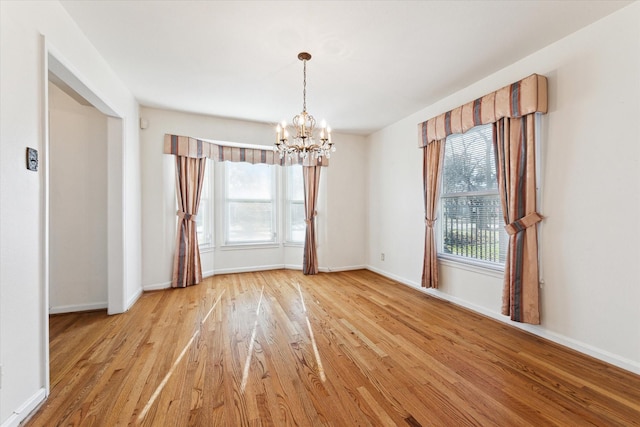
[285,165,305,243]
[195,159,213,248]
[223,162,277,245]
[439,124,507,266]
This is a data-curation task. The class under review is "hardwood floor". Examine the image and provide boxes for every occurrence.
[26,269,640,426]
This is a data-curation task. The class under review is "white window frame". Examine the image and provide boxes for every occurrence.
[196,158,214,250]
[284,165,305,246]
[221,161,278,247]
[437,123,506,272]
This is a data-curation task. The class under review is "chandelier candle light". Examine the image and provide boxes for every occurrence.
[275,52,335,160]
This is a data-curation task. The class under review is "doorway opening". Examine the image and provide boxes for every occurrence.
[48,79,108,314]
[43,48,126,395]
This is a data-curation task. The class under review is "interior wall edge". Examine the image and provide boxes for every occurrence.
[125,287,142,312]
[0,388,46,427]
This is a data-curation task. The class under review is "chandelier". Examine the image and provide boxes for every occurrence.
[275,52,335,160]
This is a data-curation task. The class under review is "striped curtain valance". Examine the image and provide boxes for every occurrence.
[164,134,328,167]
[418,73,547,147]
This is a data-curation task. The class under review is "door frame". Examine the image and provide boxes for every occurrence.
[42,37,127,394]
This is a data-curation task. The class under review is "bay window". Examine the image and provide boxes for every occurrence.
[223,161,277,245]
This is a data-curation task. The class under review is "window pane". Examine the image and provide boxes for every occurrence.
[227,162,273,200]
[196,198,211,245]
[443,124,496,194]
[196,159,212,247]
[440,124,506,265]
[227,201,274,243]
[441,194,507,263]
[224,161,276,245]
[286,165,305,243]
[289,202,305,243]
[288,165,304,201]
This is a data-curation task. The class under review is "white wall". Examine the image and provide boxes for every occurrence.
[367,2,640,373]
[48,83,108,313]
[320,130,368,272]
[140,107,367,289]
[2,3,635,426]
[0,1,141,425]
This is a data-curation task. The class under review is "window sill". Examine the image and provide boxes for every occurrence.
[437,255,504,278]
[199,245,215,254]
[220,242,280,251]
[284,242,304,248]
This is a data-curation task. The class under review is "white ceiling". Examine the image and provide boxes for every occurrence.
[60,0,631,135]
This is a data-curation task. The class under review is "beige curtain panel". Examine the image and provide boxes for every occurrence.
[417,73,547,324]
[494,116,543,324]
[172,156,206,288]
[302,166,322,275]
[421,139,445,289]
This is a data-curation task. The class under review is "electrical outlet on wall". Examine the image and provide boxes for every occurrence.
[380,253,385,261]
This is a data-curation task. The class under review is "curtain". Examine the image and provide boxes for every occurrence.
[418,74,547,324]
[165,134,328,279]
[172,156,207,288]
[494,115,543,324]
[302,165,321,275]
[422,139,446,288]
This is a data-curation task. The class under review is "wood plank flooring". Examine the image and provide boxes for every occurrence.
[25,269,640,426]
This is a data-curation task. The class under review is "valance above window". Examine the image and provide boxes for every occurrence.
[164,134,328,167]
[418,73,547,147]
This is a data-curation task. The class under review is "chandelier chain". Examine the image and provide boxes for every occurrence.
[302,59,307,113]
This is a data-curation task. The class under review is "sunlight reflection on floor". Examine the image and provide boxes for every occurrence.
[241,285,265,392]
[138,289,225,422]
[298,282,326,382]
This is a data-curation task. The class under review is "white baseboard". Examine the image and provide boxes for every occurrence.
[213,264,366,275]
[142,265,366,291]
[142,266,286,291]
[366,265,640,376]
[143,280,172,291]
[366,265,420,287]
[49,302,107,314]
[319,265,367,273]
[213,264,286,275]
[126,287,143,311]
[1,387,46,427]
[266,264,365,272]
